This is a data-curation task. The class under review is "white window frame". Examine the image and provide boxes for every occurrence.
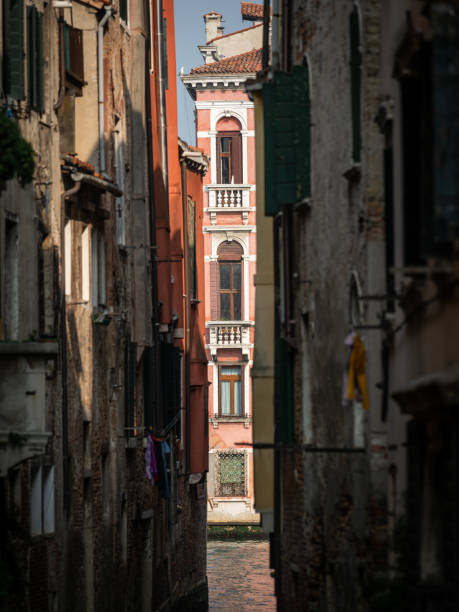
[91,227,106,307]
[64,221,72,297]
[30,465,55,535]
[82,225,90,302]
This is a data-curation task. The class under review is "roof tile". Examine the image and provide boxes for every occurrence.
[241,2,264,20]
[190,48,262,75]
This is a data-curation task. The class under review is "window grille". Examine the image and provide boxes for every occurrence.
[217,451,245,497]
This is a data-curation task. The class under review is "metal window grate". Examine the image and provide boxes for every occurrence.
[217,451,245,497]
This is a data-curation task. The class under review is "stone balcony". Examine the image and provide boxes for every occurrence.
[205,185,254,224]
[206,321,254,357]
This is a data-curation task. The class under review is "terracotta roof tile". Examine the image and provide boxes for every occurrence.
[241,2,264,20]
[190,48,262,75]
[61,154,115,183]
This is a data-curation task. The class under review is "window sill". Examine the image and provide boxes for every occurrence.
[209,416,251,428]
[0,341,58,355]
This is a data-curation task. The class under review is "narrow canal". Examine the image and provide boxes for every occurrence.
[207,539,276,610]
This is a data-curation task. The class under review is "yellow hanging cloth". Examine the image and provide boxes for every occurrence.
[346,333,369,410]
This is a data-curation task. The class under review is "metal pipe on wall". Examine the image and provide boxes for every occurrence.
[97,6,112,174]
[145,0,160,432]
[156,0,168,190]
[180,158,191,474]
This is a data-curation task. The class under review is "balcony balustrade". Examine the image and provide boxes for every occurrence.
[207,321,253,350]
[206,184,251,209]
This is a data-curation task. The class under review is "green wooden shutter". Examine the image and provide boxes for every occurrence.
[350,7,361,163]
[4,0,25,99]
[432,4,459,247]
[37,12,43,113]
[27,7,44,113]
[264,65,310,216]
[119,0,128,23]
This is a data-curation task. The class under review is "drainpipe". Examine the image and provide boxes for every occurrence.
[60,179,81,516]
[98,6,113,174]
[145,0,160,427]
[156,0,168,190]
[180,158,191,473]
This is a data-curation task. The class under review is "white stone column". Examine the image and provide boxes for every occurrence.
[243,255,249,321]
[213,361,219,416]
[210,130,217,184]
[242,130,248,184]
[244,363,250,417]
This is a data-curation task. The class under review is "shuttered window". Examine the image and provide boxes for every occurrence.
[188,198,197,299]
[431,4,459,249]
[2,0,25,100]
[158,342,181,433]
[217,241,243,321]
[27,5,43,113]
[64,24,84,90]
[119,0,128,23]
[263,65,310,215]
[217,131,242,184]
[350,7,361,163]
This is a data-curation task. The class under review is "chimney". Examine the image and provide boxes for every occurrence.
[204,12,223,42]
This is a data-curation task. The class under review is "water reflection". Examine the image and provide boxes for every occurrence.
[207,539,276,610]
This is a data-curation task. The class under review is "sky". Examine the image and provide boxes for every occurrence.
[174,0,252,145]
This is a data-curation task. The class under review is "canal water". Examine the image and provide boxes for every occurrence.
[207,539,276,610]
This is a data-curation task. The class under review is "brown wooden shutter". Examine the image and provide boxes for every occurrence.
[232,132,242,184]
[210,261,218,320]
[217,241,243,260]
[216,131,243,184]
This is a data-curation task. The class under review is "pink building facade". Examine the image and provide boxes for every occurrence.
[182,7,262,523]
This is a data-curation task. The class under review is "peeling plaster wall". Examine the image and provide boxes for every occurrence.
[276,0,386,609]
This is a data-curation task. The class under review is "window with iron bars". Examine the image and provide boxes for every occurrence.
[217,451,246,497]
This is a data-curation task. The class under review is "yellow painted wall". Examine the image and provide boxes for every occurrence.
[251,90,275,513]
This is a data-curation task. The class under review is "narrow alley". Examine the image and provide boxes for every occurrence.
[2,0,459,610]
[207,539,276,610]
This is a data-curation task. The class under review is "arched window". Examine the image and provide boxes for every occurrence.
[216,241,243,320]
[216,117,242,184]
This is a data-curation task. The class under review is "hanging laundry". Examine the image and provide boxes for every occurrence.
[145,435,154,483]
[345,332,369,410]
[145,435,159,484]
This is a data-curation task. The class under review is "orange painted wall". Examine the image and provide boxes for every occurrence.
[148,0,208,475]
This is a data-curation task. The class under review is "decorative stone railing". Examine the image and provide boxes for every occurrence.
[207,322,253,347]
[206,185,251,209]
